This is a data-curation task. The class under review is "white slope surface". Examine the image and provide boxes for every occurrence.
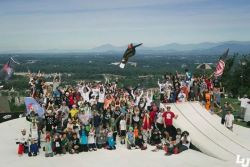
[0,115,246,167]
[189,102,250,150]
[161,102,250,162]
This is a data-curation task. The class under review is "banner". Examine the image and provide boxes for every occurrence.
[24,97,44,117]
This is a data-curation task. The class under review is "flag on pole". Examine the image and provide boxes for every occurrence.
[0,57,20,80]
[214,48,229,77]
[1,60,13,80]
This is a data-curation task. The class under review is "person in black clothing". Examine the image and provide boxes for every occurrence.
[54,134,62,155]
[150,129,162,152]
[26,109,39,123]
[26,109,44,148]
[135,134,147,150]
[138,99,146,112]
[45,110,56,133]
[103,108,111,129]
[93,111,102,134]
[213,77,221,89]
[70,133,80,154]
[150,129,162,150]
[53,110,61,131]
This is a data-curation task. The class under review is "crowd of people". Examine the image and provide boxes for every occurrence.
[17,69,246,157]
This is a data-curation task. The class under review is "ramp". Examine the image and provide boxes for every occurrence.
[161,102,250,161]
[189,102,250,150]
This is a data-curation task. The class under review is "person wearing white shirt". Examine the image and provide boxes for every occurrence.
[158,79,167,101]
[146,91,153,110]
[238,95,250,119]
[80,86,91,103]
[179,131,191,152]
[88,128,97,151]
[30,123,38,143]
[97,86,105,111]
[120,117,127,144]
[225,111,234,131]
[59,101,70,123]
[91,87,100,99]
[156,108,164,132]
[132,90,143,106]
[17,129,29,155]
[177,90,186,102]
[89,97,97,106]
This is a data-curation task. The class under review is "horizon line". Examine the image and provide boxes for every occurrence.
[0,40,249,54]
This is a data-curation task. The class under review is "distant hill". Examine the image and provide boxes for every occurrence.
[90,44,124,52]
[1,41,250,55]
[89,41,250,55]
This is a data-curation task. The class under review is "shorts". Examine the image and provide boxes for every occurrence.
[120,130,126,137]
[165,125,177,138]
[156,123,164,132]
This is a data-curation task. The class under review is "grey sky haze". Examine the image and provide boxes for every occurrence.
[0,0,249,52]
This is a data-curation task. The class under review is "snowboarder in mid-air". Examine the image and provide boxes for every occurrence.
[119,43,143,68]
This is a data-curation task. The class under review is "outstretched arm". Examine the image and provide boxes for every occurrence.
[133,43,143,48]
[157,79,161,87]
[59,73,62,83]
[131,90,135,99]
[53,73,56,80]
[139,90,144,98]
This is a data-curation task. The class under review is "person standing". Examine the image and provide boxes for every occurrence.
[217,102,235,125]
[156,108,165,134]
[238,95,250,119]
[97,86,105,111]
[162,106,178,138]
[119,116,127,144]
[177,90,186,103]
[225,111,234,131]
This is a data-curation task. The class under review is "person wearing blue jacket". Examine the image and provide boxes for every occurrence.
[107,129,116,150]
[80,126,88,152]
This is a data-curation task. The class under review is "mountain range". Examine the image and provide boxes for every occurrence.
[89,41,250,55]
[1,41,250,55]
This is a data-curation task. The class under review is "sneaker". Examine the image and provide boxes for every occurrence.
[151,149,158,152]
[165,153,172,156]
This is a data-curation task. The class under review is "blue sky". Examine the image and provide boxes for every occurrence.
[0,0,249,52]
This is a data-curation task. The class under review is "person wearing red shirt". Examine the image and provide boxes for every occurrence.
[162,106,178,139]
[205,78,212,90]
[149,105,158,128]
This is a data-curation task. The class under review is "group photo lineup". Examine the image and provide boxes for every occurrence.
[0,0,250,167]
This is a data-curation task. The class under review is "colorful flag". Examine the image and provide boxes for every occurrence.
[1,60,13,80]
[0,57,20,80]
[24,97,45,117]
[214,48,229,77]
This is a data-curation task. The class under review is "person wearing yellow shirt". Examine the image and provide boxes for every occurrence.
[69,105,79,119]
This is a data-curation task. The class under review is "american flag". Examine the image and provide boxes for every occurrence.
[214,49,229,77]
[1,57,20,80]
[1,60,13,80]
